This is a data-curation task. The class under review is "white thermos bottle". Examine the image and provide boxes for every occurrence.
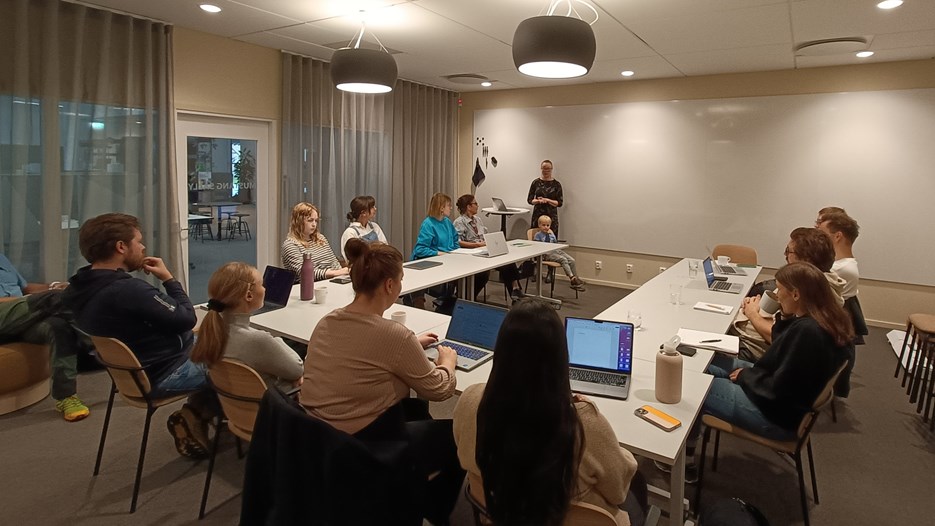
[656,335,683,404]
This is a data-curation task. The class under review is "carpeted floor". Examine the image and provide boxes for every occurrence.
[1,282,932,525]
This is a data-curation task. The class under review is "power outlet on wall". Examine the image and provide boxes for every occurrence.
[659,266,667,274]
[626,264,634,273]
[595,260,603,270]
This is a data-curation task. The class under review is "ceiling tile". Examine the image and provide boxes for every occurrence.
[791,0,935,43]
[666,44,795,76]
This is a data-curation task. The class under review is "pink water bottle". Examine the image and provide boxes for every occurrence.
[300,253,315,301]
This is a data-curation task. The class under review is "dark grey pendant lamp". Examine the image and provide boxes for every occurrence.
[331,23,397,94]
[513,1,597,79]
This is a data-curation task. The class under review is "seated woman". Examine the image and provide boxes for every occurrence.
[339,195,387,260]
[702,262,852,442]
[409,192,460,312]
[280,202,348,283]
[190,262,303,392]
[453,194,525,302]
[453,299,641,525]
[300,238,462,524]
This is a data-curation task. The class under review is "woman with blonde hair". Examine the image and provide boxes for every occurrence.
[280,202,348,283]
[410,192,460,312]
[190,262,303,391]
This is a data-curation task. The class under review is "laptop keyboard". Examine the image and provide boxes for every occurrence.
[715,264,739,274]
[440,341,488,361]
[711,280,734,291]
[570,368,628,387]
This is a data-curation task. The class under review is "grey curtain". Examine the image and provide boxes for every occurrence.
[0,0,179,283]
[281,53,459,260]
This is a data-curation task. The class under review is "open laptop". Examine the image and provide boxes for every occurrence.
[491,197,523,213]
[703,257,743,294]
[425,300,507,371]
[473,231,509,258]
[565,317,634,400]
[712,259,748,276]
[253,266,296,315]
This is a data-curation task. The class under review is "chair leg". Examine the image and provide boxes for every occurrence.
[795,449,812,526]
[93,382,117,476]
[909,335,931,403]
[806,439,819,504]
[199,418,225,520]
[130,407,156,513]
[903,330,921,390]
[695,426,711,510]
[916,339,934,413]
[712,429,721,472]
[895,321,913,378]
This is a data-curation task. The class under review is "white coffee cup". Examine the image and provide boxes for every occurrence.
[391,310,407,325]
[716,255,731,266]
[313,286,328,304]
[759,289,781,316]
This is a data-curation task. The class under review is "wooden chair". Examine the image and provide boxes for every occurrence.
[711,244,758,266]
[199,359,267,519]
[695,362,848,526]
[89,335,190,513]
[526,228,578,300]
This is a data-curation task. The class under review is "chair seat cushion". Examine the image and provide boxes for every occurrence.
[908,313,935,334]
[702,414,799,454]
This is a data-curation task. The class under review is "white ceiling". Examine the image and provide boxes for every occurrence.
[76,0,935,92]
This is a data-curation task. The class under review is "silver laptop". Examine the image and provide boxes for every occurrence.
[425,300,507,371]
[473,231,509,258]
[565,317,634,400]
[491,197,522,213]
[703,257,743,294]
[712,260,748,276]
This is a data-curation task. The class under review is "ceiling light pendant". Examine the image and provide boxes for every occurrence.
[331,22,397,94]
[513,1,598,79]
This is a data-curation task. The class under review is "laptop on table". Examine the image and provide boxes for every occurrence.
[702,257,743,294]
[491,197,523,213]
[253,266,296,315]
[712,260,748,276]
[565,317,635,400]
[425,300,508,371]
[473,231,509,258]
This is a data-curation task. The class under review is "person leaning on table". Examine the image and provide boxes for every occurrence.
[452,193,525,302]
[408,192,460,312]
[280,202,348,283]
[300,238,463,524]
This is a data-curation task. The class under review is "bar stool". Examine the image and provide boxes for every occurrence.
[894,314,935,407]
[227,213,252,241]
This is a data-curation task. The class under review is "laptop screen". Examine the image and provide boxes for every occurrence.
[565,317,634,373]
[702,257,716,286]
[262,266,296,306]
[446,300,508,350]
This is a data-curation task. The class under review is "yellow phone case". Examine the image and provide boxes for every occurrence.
[635,405,682,431]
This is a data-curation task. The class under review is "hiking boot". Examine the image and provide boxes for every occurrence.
[570,277,587,292]
[654,459,699,484]
[55,395,90,422]
[167,404,209,459]
[510,288,525,301]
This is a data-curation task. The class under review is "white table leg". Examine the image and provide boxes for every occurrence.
[531,255,562,306]
[670,446,686,525]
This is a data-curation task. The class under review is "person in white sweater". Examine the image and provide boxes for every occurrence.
[339,195,388,260]
[817,211,860,299]
[190,262,303,392]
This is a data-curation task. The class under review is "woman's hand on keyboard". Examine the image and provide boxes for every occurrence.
[435,345,457,371]
[418,332,439,349]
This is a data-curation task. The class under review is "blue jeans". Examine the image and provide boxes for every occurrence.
[692,357,797,442]
[150,359,207,398]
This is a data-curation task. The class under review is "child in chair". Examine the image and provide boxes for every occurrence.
[534,215,586,291]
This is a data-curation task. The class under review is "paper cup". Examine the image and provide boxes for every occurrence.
[391,310,407,325]
[313,286,328,304]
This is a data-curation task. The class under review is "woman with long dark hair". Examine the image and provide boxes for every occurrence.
[453,299,638,525]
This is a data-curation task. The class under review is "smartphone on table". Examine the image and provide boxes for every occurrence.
[635,405,682,432]
[330,276,352,284]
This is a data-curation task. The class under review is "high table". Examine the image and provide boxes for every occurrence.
[480,207,529,234]
[192,201,241,240]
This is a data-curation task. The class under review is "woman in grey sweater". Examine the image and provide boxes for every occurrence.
[191,262,303,391]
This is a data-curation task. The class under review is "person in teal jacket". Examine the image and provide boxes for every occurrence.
[408,193,459,313]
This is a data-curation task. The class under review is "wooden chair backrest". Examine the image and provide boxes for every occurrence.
[712,244,758,265]
[797,361,849,436]
[89,335,151,397]
[466,475,619,526]
[208,359,267,438]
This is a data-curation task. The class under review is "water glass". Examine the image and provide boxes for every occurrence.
[688,259,700,279]
[669,283,682,305]
[628,310,643,331]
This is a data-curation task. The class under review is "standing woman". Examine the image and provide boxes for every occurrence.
[190,262,303,392]
[453,299,640,525]
[527,159,564,238]
[453,194,525,301]
[301,239,462,524]
[339,195,387,260]
[280,202,348,283]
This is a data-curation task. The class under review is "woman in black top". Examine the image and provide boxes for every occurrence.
[527,159,564,237]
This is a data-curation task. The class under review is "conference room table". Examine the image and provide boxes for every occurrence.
[191,200,241,240]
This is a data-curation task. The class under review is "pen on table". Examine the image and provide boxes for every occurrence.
[700,339,722,343]
[705,303,726,310]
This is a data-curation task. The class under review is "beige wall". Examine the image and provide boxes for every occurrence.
[173,27,281,121]
[459,59,935,328]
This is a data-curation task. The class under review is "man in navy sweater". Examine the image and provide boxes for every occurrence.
[63,213,212,458]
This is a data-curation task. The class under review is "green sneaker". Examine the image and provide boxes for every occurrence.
[55,395,90,422]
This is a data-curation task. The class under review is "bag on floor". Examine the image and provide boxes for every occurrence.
[699,497,769,526]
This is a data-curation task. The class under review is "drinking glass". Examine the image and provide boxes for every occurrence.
[688,259,700,279]
[628,310,643,331]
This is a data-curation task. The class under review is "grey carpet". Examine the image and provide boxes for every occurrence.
[1,283,932,525]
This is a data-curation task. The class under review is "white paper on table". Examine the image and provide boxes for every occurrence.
[449,247,486,255]
[693,301,734,315]
[676,328,740,354]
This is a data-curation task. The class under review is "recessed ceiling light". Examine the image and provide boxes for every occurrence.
[199,4,222,13]
[877,0,903,9]
[481,81,492,87]
[621,70,635,77]
[856,51,875,58]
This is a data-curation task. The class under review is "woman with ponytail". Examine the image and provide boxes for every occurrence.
[190,262,303,391]
[339,195,387,260]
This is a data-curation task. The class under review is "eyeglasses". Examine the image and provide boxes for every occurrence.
[470,202,478,206]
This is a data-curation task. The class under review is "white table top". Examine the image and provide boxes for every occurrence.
[596,259,761,371]
[480,207,529,216]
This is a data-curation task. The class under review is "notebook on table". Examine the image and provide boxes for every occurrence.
[564,317,634,400]
[703,257,743,294]
[473,231,509,258]
[425,300,507,371]
[491,197,523,213]
[404,260,443,270]
[253,266,296,315]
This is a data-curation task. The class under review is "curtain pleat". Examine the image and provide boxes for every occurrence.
[281,53,459,260]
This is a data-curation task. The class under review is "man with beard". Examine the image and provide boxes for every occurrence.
[63,213,211,458]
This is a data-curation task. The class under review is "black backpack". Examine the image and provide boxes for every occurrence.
[699,498,770,526]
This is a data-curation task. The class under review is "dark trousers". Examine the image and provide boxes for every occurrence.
[472,264,522,299]
[0,300,79,400]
